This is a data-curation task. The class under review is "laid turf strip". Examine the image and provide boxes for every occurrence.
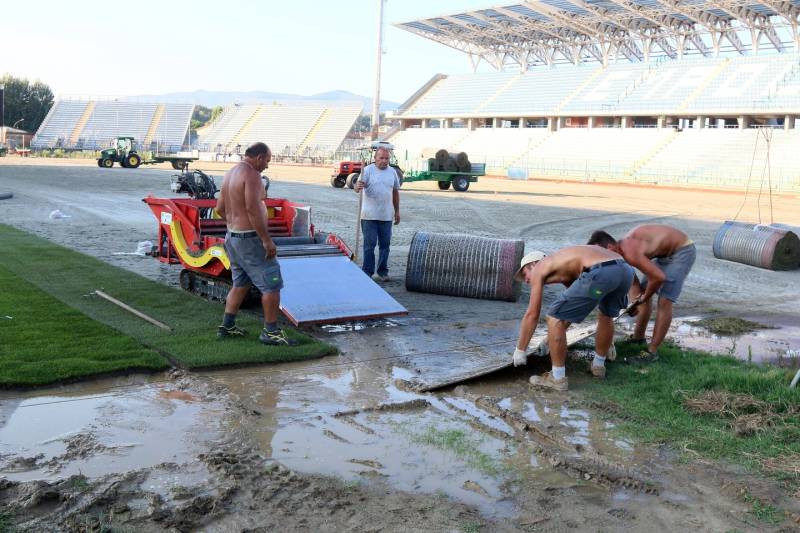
[0,225,336,376]
[584,341,800,483]
[0,265,168,386]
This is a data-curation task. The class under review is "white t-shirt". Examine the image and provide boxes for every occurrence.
[360,164,400,221]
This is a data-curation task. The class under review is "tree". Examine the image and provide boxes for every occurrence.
[1,74,54,132]
[190,105,224,130]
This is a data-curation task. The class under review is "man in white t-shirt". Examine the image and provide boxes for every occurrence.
[354,147,400,282]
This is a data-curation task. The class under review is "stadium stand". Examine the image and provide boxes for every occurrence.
[32,98,193,151]
[198,102,362,159]
[390,2,800,191]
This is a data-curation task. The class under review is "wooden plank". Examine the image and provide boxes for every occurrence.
[408,323,599,392]
[93,290,172,331]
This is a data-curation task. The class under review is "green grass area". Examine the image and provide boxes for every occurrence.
[0,265,168,386]
[584,341,800,485]
[0,225,336,384]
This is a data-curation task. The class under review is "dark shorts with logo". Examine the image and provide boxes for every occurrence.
[223,232,283,294]
[547,259,634,323]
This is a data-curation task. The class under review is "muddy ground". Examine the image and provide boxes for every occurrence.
[1,158,799,532]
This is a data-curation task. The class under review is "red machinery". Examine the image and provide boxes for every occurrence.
[143,195,406,325]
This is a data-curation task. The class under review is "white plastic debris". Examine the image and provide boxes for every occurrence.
[49,209,71,219]
[112,240,154,256]
[135,240,154,255]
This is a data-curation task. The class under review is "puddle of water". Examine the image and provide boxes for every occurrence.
[318,318,402,334]
[618,315,800,364]
[0,383,226,482]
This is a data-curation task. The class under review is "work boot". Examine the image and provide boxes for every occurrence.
[217,324,247,338]
[529,372,568,391]
[590,364,606,379]
[626,349,659,365]
[259,328,298,346]
[624,336,647,347]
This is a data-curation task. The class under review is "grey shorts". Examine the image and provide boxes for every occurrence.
[640,243,696,302]
[547,260,634,323]
[223,232,284,294]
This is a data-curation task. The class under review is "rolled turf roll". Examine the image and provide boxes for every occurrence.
[771,224,800,267]
[434,149,449,166]
[454,152,471,172]
[406,231,525,301]
[713,221,800,271]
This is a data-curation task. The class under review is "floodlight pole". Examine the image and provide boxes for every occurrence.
[371,0,385,141]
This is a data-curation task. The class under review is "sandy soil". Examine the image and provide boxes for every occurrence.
[1,157,799,532]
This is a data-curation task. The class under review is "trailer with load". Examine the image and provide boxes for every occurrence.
[143,194,407,325]
[403,162,486,192]
[98,136,199,170]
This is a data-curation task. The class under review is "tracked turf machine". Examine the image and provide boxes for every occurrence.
[143,195,407,325]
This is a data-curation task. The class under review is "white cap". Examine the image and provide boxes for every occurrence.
[514,250,546,281]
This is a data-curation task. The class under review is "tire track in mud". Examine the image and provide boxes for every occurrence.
[513,210,686,244]
[439,391,659,495]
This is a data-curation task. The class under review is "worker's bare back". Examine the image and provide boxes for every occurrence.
[537,245,623,285]
[220,161,265,232]
[623,224,689,258]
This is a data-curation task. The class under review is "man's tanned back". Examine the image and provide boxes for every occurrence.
[221,163,265,232]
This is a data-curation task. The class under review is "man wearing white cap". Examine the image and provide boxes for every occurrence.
[513,245,634,391]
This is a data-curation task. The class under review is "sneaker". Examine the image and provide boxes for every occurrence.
[591,364,606,379]
[259,328,299,346]
[529,372,568,391]
[372,274,390,282]
[626,349,659,365]
[217,324,247,338]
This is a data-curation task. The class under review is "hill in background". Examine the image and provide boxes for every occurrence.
[128,89,399,112]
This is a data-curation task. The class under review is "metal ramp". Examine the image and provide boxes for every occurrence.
[279,255,407,325]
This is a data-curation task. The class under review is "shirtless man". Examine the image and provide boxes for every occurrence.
[587,224,696,361]
[215,142,294,346]
[513,245,634,391]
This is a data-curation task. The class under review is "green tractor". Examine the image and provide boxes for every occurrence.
[97,136,142,168]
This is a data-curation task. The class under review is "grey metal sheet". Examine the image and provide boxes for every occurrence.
[279,256,407,325]
[402,323,599,392]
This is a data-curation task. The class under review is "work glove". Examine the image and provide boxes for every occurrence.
[513,348,528,367]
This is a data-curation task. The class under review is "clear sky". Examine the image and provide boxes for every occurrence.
[1,0,496,103]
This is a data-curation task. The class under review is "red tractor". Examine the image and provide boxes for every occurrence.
[330,160,364,188]
[330,141,403,189]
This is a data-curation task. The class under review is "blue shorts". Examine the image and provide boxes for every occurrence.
[640,243,696,302]
[223,232,284,294]
[547,259,634,323]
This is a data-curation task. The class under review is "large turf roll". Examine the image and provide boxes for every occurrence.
[435,149,449,166]
[454,152,471,172]
[406,232,525,301]
[427,158,439,172]
[712,221,800,270]
[443,157,458,172]
[771,224,800,267]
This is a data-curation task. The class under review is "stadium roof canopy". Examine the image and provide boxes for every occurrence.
[395,1,800,69]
